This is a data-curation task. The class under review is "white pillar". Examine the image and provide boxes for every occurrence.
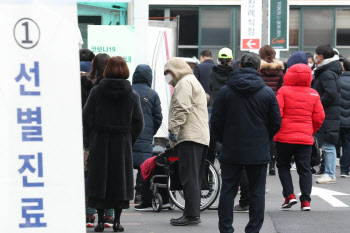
[133,0,149,65]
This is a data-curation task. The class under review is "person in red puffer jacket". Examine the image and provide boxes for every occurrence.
[274,51,325,212]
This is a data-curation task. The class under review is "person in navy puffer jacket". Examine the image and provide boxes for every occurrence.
[131,65,163,209]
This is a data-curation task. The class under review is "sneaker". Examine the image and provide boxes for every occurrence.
[233,204,249,213]
[341,172,350,178]
[104,216,114,228]
[135,202,153,211]
[316,174,336,184]
[86,218,95,228]
[314,170,325,176]
[134,192,142,204]
[269,168,276,176]
[301,201,311,211]
[290,163,297,171]
[282,194,297,209]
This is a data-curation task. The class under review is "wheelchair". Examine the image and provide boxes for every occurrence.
[148,148,221,212]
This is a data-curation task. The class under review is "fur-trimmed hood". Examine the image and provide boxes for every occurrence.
[260,59,284,70]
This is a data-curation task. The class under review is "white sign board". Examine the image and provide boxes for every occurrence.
[0,1,86,232]
[241,0,262,51]
[88,25,136,77]
[88,25,174,138]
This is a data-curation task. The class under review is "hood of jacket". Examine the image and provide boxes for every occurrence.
[164,57,193,86]
[228,68,266,95]
[315,60,343,77]
[96,78,132,100]
[212,65,233,84]
[132,65,153,87]
[260,59,284,70]
[284,64,313,87]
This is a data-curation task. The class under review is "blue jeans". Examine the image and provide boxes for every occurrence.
[340,129,350,174]
[322,143,337,178]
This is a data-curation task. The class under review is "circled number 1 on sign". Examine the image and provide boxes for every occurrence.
[14,18,40,49]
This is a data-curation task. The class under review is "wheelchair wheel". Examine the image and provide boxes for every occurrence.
[208,157,221,210]
[168,199,176,210]
[168,160,221,211]
[152,193,163,212]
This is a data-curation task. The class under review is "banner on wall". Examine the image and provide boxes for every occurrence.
[241,0,262,51]
[0,0,85,232]
[269,0,289,50]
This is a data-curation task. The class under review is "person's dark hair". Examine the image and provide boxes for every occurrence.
[89,53,110,84]
[219,58,232,66]
[343,60,350,72]
[240,52,261,70]
[103,56,130,79]
[200,50,212,58]
[259,45,276,63]
[315,45,334,59]
[80,49,95,62]
[306,53,314,62]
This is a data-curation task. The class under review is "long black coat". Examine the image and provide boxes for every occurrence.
[193,59,216,94]
[83,78,144,202]
[210,68,281,164]
[340,71,350,128]
[313,61,342,145]
[131,65,163,167]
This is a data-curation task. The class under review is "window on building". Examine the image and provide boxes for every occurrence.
[171,8,199,58]
[78,16,102,49]
[337,9,350,46]
[280,9,299,59]
[289,9,299,47]
[303,9,334,53]
[200,8,233,62]
[149,8,164,20]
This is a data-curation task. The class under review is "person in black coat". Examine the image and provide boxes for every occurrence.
[131,65,163,208]
[83,56,144,232]
[211,53,281,233]
[193,50,216,95]
[313,45,342,184]
[339,60,350,177]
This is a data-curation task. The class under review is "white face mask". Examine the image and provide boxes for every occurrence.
[314,54,320,64]
[308,63,314,68]
[165,73,173,84]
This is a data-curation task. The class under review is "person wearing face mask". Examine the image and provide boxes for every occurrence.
[164,57,210,226]
[306,53,316,75]
[312,45,342,184]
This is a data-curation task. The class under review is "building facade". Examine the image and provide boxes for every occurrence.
[149,0,350,60]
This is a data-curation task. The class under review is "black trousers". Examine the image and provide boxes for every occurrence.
[218,163,267,233]
[239,167,250,207]
[178,141,207,217]
[276,142,312,202]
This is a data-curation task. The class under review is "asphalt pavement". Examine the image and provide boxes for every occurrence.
[87,167,350,233]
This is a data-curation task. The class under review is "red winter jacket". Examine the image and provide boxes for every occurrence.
[274,64,325,145]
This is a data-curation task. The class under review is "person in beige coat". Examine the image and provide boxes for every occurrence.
[164,57,210,226]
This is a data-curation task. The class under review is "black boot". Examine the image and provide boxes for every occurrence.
[113,223,124,232]
[94,223,105,232]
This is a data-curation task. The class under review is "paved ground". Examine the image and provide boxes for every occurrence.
[87,167,350,233]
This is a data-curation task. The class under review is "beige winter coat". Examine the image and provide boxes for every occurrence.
[164,58,210,147]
